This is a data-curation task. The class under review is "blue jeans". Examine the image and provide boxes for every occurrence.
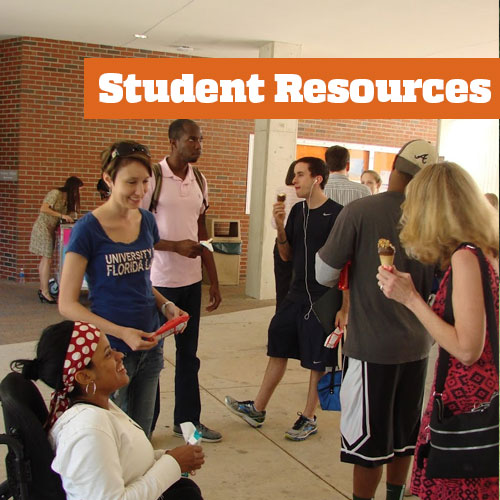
[155,282,202,425]
[111,341,164,437]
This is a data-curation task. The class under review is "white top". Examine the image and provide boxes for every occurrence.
[324,173,371,206]
[142,157,209,288]
[49,401,181,500]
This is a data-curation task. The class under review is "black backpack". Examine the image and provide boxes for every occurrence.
[148,162,209,213]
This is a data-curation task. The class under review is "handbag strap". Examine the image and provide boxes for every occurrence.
[327,337,344,391]
[435,243,499,395]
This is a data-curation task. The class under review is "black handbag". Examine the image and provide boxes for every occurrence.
[311,286,342,336]
[422,244,499,479]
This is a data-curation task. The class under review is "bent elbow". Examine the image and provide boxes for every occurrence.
[316,274,330,287]
[58,302,67,317]
[460,352,482,367]
[315,253,340,288]
[457,346,483,367]
[58,299,72,319]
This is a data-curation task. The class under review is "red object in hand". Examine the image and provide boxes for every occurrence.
[153,315,190,340]
[338,261,351,290]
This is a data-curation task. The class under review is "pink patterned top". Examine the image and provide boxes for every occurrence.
[411,246,499,500]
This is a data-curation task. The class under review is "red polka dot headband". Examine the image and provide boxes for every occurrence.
[48,321,101,427]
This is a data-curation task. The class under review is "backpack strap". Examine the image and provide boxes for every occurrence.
[149,162,209,213]
[192,166,209,212]
[148,162,163,213]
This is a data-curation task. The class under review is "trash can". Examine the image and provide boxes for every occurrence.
[203,218,241,285]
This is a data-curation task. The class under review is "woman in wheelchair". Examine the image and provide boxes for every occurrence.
[12,320,204,500]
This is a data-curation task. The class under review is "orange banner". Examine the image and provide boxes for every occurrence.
[84,58,500,119]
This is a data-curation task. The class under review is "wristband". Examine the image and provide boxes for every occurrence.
[277,238,287,245]
[161,301,173,316]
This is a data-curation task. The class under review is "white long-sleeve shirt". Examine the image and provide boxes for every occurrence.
[50,401,181,500]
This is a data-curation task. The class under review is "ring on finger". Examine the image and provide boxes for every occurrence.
[379,283,384,291]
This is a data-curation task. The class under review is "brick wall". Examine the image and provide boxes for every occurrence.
[0,36,437,283]
[0,39,22,279]
[298,119,437,146]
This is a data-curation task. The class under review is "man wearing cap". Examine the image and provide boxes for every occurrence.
[315,140,437,500]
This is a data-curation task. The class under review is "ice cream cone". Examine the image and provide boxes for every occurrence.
[377,238,395,267]
[379,254,395,267]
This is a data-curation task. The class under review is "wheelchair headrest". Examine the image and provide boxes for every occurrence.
[0,371,49,426]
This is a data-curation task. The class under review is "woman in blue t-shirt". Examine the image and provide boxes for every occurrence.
[59,141,185,437]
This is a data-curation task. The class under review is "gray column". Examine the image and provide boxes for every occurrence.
[245,42,301,300]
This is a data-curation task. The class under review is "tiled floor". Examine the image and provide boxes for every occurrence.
[0,280,433,499]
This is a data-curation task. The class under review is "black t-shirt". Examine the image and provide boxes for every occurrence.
[285,198,343,302]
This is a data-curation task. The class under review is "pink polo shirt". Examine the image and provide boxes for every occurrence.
[142,157,208,288]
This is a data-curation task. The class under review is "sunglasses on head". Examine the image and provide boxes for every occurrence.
[110,142,151,162]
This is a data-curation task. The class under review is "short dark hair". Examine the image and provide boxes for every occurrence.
[285,160,298,186]
[295,156,329,189]
[168,119,199,140]
[325,146,350,172]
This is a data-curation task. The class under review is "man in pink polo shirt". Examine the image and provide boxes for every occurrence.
[143,119,222,442]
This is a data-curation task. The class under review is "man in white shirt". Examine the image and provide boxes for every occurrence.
[323,146,371,206]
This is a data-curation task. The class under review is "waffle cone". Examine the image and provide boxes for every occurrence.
[379,254,395,267]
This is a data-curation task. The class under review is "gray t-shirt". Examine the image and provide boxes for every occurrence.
[317,191,434,364]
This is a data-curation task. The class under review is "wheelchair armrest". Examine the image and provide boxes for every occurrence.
[0,434,24,460]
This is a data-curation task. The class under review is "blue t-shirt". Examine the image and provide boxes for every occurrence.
[67,209,160,352]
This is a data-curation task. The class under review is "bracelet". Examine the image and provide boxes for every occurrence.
[277,238,287,245]
[161,301,173,316]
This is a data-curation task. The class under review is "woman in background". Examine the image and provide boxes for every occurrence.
[29,176,83,303]
[377,162,498,499]
[485,192,498,210]
[360,170,382,194]
[272,160,301,309]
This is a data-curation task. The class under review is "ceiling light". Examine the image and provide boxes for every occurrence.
[175,45,194,52]
[134,34,147,39]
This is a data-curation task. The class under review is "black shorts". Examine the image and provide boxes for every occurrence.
[267,298,328,371]
[340,356,428,467]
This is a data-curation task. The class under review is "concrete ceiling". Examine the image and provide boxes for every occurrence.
[1,0,498,58]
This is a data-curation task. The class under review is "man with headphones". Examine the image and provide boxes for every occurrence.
[225,157,343,441]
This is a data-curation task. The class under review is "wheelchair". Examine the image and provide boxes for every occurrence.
[0,372,65,499]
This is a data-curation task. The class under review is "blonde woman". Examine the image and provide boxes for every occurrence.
[377,162,499,499]
[360,170,382,194]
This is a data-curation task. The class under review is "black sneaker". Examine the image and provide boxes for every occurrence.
[173,423,222,443]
